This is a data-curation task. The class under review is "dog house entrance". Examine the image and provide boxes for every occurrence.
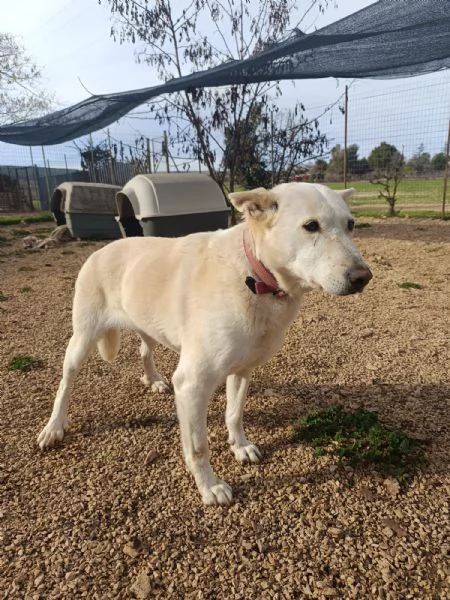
[116,192,143,237]
[50,188,66,226]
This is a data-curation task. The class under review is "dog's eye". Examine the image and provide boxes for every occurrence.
[348,219,355,232]
[303,220,320,233]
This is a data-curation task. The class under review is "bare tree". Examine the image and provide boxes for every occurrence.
[100,0,336,218]
[369,142,405,216]
[0,33,54,124]
[268,107,327,184]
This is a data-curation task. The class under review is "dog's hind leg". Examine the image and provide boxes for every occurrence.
[172,359,232,506]
[226,372,262,464]
[139,333,171,393]
[37,330,96,450]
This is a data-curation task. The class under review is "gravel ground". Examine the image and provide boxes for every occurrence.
[0,219,449,599]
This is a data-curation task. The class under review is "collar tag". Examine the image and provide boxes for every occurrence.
[245,276,286,297]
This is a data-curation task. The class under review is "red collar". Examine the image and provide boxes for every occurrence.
[242,229,286,297]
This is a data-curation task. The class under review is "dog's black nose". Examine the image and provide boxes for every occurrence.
[348,266,373,292]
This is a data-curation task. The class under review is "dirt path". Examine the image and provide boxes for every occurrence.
[1,219,449,599]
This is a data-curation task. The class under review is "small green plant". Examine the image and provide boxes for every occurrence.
[0,291,7,301]
[19,286,33,293]
[292,405,425,482]
[8,355,43,372]
[355,222,372,229]
[398,282,422,289]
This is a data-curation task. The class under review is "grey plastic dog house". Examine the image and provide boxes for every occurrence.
[50,182,122,239]
[115,173,229,238]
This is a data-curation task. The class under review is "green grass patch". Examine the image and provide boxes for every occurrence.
[0,212,53,226]
[349,196,443,208]
[351,210,389,219]
[400,210,449,220]
[355,222,372,229]
[8,355,43,372]
[328,178,447,214]
[292,405,425,482]
[328,178,444,195]
[18,286,33,293]
[398,281,422,289]
[0,290,7,301]
[22,213,54,224]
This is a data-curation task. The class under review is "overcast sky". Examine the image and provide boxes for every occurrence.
[1,0,449,169]
[2,0,378,104]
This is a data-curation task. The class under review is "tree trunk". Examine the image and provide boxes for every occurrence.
[387,197,397,216]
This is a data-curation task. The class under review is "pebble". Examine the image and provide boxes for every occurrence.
[123,543,140,558]
[130,571,152,599]
[360,329,374,339]
[145,450,158,465]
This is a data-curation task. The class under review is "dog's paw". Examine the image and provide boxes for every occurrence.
[140,375,171,394]
[37,418,67,450]
[200,480,233,506]
[232,443,262,464]
[151,380,171,394]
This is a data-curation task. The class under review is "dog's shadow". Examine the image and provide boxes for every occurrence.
[60,381,447,488]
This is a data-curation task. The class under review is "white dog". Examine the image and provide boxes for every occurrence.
[38,183,372,505]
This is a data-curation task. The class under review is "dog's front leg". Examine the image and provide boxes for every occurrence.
[226,372,262,464]
[173,365,233,506]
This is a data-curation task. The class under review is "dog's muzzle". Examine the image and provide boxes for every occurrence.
[346,266,373,293]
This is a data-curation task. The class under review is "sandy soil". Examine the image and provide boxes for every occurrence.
[0,219,449,599]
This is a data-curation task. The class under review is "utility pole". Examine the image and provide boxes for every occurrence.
[89,133,96,182]
[41,146,51,209]
[107,129,116,184]
[270,110,274,187]
[163,131,170,173]
[343,85,348,188]
[441,118,450,219]
[146,137,152,173]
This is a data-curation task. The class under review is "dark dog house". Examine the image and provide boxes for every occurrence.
[115,173,229,238]
[50,182,122,239]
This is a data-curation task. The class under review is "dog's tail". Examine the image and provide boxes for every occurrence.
[97,329,121,363]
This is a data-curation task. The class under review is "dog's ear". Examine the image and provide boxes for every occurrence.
[336,188,355,204]
[228,188,278,220]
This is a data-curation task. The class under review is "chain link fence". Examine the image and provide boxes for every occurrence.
[0,77,449,216]
[310,77,450,217]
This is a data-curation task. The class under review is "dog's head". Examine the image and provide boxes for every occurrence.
[229,182,372,296]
